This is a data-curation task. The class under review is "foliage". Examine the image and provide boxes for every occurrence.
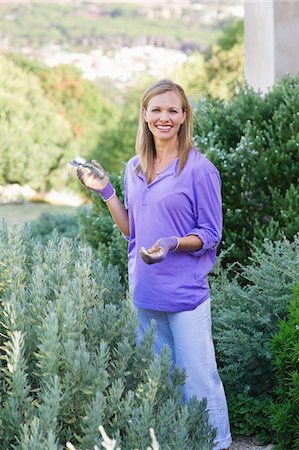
[203,43,244,100]
[173,17,244,100]
[78,169,128,283]
[41,63,113,157]
[270,282,299,449]
[8,54,115,159]
[173,43,243,101]
[92,77,153,174]
[0,220,216,449]
[211,235,299,395]
[226,392,272,444]
[97,228,129,286]
[0,55,73,191]
[210,236,299,440]
[215,18,243,51]
[194,74,299,264]
[66,425,160,450]
[29,212,80,245]
[6,53,116,192]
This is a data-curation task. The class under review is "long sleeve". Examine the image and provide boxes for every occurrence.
[187,170,222,256]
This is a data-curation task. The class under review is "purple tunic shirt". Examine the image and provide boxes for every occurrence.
[124,147,222,312]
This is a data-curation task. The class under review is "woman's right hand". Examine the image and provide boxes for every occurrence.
[77,160,109,192]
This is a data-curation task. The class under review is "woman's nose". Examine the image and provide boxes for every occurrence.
[159,112,170,121]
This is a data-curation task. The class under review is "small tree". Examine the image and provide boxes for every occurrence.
[0,55,73,191]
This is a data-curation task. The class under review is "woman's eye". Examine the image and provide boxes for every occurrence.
[170,110,178,113]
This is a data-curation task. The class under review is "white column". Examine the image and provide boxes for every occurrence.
[244,0,299,92]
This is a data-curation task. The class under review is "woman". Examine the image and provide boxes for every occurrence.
[77,79,232,450]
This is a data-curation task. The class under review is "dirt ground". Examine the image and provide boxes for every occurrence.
[230,437,274,450]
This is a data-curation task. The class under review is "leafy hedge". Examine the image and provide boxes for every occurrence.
[194,74,299,265]
[0,220,215,449]
[210,235,299,442]
[29,212,79,245]
[78,170,128,283]
[270,282,299,449]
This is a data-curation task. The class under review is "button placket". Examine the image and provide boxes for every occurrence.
[141,185,149,211]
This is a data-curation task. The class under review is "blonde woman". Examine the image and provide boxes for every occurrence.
[77,79,232,450]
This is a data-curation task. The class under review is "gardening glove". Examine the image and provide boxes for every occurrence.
[140,236,179,265]
[74,159,115,202]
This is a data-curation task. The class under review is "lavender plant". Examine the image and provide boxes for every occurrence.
[0,220,215,449]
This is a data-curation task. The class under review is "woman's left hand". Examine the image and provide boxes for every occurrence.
[139,237,178,264]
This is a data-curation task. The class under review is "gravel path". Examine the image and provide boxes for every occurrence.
[230,437,274,450]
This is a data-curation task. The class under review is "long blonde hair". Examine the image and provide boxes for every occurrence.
[135,79,193,181]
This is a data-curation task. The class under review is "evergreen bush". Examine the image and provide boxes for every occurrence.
[270,282,299,449]
[226,392,272,444]
[29,212,80,245]
[194,74,299,265]
[210,235,299,441]
[78,170,128,283]
[0,220,215,449]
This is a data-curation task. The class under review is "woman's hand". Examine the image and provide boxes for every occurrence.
[77,160,109,192]
[140,236,179,264]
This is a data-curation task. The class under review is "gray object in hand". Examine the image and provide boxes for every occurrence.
[69,160,106,179]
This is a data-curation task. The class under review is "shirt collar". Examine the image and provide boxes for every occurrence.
[137,158,179,187]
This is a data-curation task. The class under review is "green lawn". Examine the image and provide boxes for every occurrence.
[0,202,78,226]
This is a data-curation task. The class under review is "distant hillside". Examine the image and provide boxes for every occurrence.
[0,1,242,54]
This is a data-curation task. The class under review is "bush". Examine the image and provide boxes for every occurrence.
[29,212,80,245]
[0,220,215,449]
[226,392,272,444]
[210,235,299,440]
[194,74,299,265]
[270,282,299,449]
[78,169,128,283]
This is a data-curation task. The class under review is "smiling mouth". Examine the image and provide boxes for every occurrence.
[156,125,172,131]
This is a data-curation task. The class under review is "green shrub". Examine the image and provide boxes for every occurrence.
[78,170,128,283]
[0,220,215,449]
[97,227,129,285]
[194,74,299,265]
[210,235,299,440]
[226,392,272,444]
[270,282,299,449]
[29,212,80,245]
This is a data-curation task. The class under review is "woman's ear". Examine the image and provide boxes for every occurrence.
[181,109,187,124]
[142,107,148,122]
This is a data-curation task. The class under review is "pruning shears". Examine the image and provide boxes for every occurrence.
[69,160,106,179]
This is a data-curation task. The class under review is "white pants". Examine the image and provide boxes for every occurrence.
[136,298,232,450]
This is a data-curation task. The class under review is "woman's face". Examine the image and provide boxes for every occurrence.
[143,90,186,143]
